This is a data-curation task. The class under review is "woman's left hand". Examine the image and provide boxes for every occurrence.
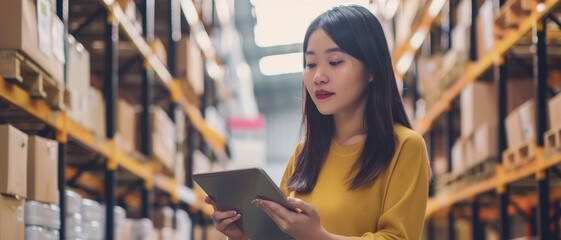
[253,197,330,240]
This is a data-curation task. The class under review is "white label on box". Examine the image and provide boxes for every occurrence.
[519,103,535,141]
[37,0,53,57]
[17,205,24,222]
[52,16,65,64]
[47,142,57,162]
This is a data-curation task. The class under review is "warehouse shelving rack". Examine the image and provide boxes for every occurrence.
[394,0,561,238]
[0,0,227,239]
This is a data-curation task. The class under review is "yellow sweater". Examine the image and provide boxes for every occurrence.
[280,125,430,239]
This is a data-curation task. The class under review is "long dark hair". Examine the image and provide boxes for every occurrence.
[286,5,412,193]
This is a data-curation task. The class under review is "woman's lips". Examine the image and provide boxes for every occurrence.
[314,89,335,100]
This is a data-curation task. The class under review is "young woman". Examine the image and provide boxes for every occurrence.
[205,5,430,239]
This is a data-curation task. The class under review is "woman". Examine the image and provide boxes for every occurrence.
[206,5,430,239]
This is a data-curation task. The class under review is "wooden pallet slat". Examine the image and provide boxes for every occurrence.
[503,141,537,171]
[545,127,561,153]
[0,50,65,110]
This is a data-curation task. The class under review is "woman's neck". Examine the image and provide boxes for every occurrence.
[333,100,367,146]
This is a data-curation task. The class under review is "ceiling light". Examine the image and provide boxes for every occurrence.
[259,53,303,76]
[428,0,446,17]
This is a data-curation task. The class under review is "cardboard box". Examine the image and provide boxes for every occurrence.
[549,93,561,130]
[0,125,28,197]
[451,25,471,53]
[473,122,498,164]
[175,152,186,186]
[476,0,495,60]
[456,0,472,26]
[452,138,466,174]
[176,36,204,95]
[66,36,91,125]
[505,108,525,149]
[151,107,176,170]
[27,136,58,204]
[464,137,476,168]
[158,228,175,240]
[116,99,137,153]
[87,87,106,139]
[0,0,64,82]
[507,79,535,113]
[0,195,25,240]
[461,82,498,137]
[518,99,536,142]
[153,207,173,229]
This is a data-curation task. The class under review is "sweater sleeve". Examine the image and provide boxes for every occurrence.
[352,133,430,240]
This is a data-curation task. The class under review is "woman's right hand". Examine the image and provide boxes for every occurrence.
[204,196,249,240]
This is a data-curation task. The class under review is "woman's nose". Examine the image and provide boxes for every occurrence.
[313,68,329,85]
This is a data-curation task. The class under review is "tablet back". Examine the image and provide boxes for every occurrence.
[193,168,294,240]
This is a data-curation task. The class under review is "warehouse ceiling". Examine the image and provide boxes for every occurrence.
[233,0,373,112]
[233,0,303,112]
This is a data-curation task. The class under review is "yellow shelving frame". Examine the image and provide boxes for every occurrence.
[413,0,561,135]
[413,0,561,218]
[0,76,194,204]
[101,1,227,156]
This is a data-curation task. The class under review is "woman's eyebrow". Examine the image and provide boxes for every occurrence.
[305,47,343,55]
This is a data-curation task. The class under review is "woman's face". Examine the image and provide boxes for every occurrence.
[303,29,371,116]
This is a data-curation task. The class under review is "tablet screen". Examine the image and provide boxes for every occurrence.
[193,167,295,240]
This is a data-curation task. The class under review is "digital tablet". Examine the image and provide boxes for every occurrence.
[192,167,296,240]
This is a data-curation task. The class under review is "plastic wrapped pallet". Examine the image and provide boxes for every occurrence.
[176,210,192,240]
[25,201,50,227]
[65,190,82,215]
[81,199,103,222]
[66,213,84,239]
[47,204,61,230]
[83,220,103,240]
[26,226,47,240]
[131,218,156,240]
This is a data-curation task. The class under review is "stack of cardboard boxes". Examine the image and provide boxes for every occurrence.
[0,0,65,83]
[0,125,60,240]
[25,135,60,240]
[176,35,204,105]
[545,93,561,150]
[151,107,177,173]
[0,125,28,240]
[447,79,535,180]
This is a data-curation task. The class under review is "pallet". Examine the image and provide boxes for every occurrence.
[465,159,497,184]
[0,50,65,109]
[545,127,561,154]
[502,142,537,171]
[434,172,454,192]
[494,0,535,39]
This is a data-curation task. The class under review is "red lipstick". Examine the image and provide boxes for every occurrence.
[314,89,335,100]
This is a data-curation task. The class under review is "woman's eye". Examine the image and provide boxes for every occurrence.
[329,61,343,66]
[306,63,317,68]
